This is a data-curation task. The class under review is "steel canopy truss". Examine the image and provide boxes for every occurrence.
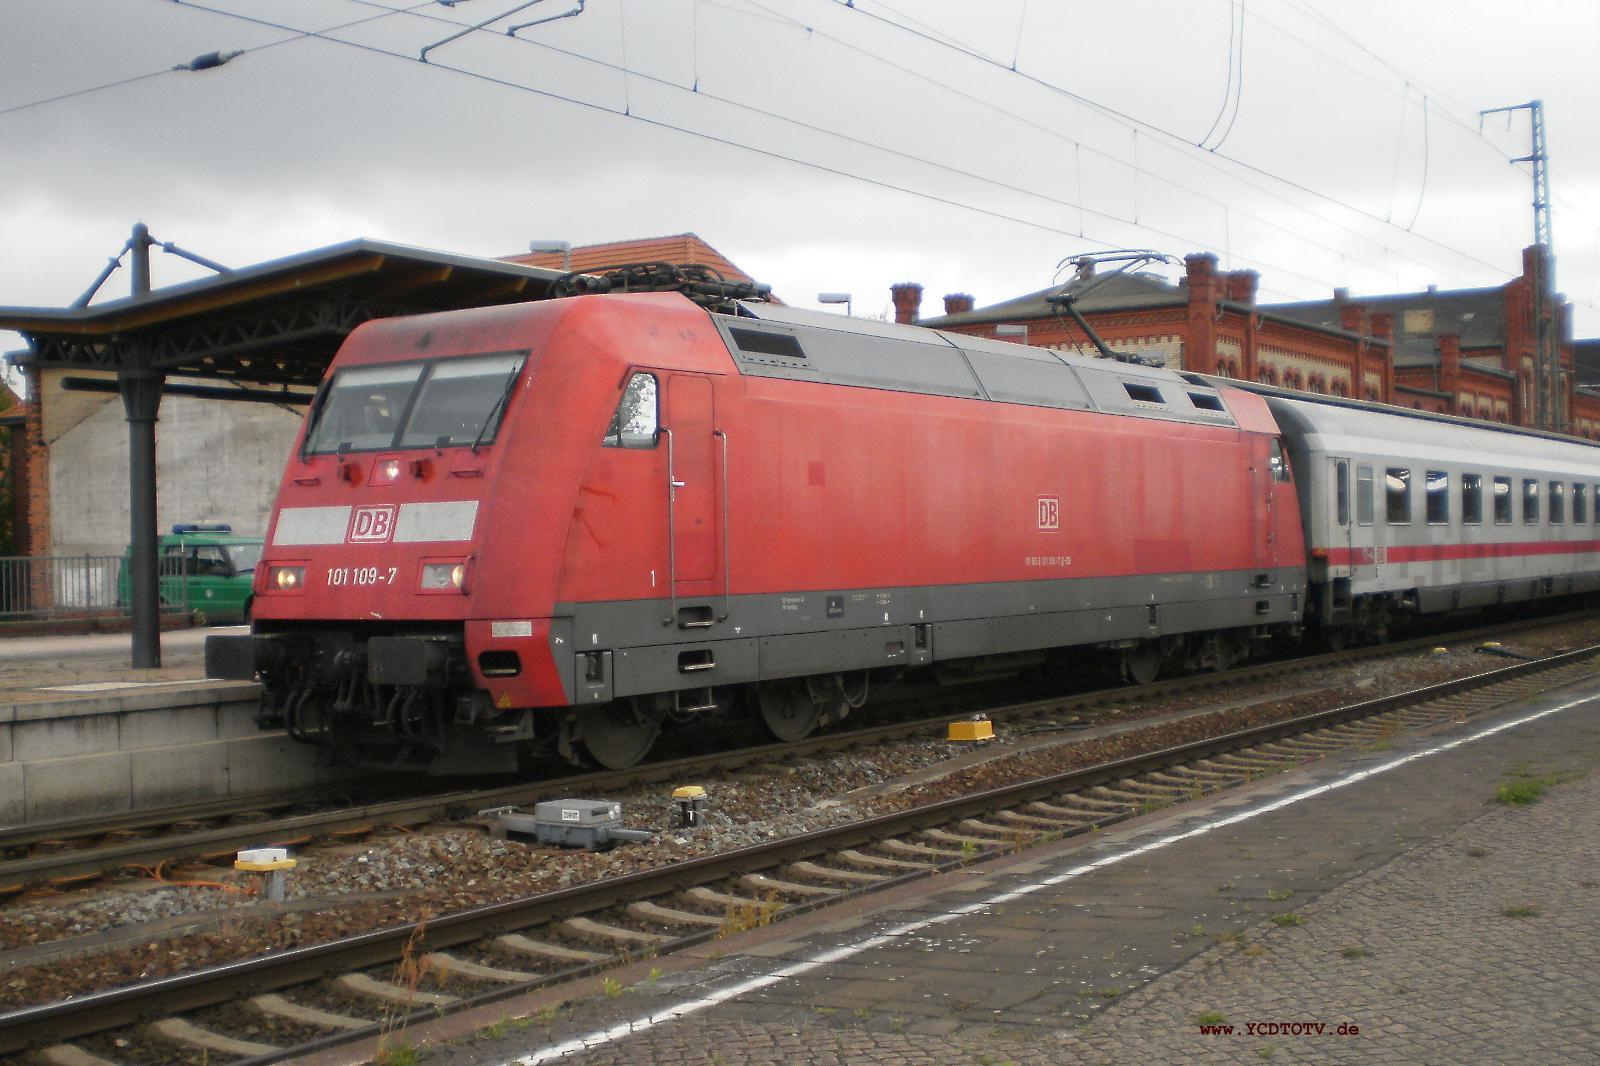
[24,295,408,388]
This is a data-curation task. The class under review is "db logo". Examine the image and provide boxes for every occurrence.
[348,505,398,543]
[1037,496,1060,531]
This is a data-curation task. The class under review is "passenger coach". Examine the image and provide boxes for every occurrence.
[1271,396,1600,644]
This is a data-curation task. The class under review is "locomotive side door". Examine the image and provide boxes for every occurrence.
[1255,438,1286,572]
[662,374,722,598]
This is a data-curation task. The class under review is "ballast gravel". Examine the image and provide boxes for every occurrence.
[3,618,1599,1013]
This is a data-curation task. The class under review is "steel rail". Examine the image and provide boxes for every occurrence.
[2,640,1596,1057]
[0,610,1584,886]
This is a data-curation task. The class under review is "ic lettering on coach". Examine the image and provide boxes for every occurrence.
[1037,495,1061,532]
[348,504,398,544]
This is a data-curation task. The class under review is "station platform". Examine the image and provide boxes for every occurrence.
[351,673,1600,1065]
[0,627,225,702]
[0,629,336,828]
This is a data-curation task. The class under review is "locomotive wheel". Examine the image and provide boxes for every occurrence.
[577,700,663,770]
[1119,641,1162,685]
[756,681,824,742]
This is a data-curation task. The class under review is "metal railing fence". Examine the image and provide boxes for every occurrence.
[0,555,193,620]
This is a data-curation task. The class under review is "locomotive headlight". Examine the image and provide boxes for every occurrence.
[370,455,404,485]
[271,565,306,591]
[420,561,469,592]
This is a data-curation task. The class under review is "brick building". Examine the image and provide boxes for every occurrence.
[508,232,760,288]
[909,245,1600,437]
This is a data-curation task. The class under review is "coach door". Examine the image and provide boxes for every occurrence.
[661,374,725,621]
[1348,461,1378,584]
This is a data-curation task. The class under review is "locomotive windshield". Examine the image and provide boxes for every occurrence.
[303,351,527,455]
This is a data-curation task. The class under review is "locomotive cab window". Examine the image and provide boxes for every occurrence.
[1425,470,1449,525]
[1575,483,1588,524]
[1461,473,1483,525]
[304,364,422,453]
[1385,467,1411,525]
[398,352,525,450]
[304,351,527,454]
[1494,477,1513,524]
[1549,480,1565,524]
[1356,465,1374,526]
[603,372,659,448]
[1522,478,1540,525]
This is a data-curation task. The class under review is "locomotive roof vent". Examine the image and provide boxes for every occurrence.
[729,327,806,360]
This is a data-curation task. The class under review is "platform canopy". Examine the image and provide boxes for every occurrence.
[0,238,565,389]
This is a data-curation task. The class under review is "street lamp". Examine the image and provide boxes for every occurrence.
[529,240,572,272]
[818,291,852,316]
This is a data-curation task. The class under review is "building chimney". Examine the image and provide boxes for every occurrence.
[890,282,923,325]
[1369,311,1394,341]
[1333,287,1350,303]
[1340,304,1364,333]
[1439,332,1462,395]
[1224,270,1258,306]
[1523,244,1542,283]
[942,293,975,316]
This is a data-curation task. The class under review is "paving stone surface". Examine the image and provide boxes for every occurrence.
[407,683,1600,1066]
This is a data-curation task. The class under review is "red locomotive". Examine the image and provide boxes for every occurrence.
[206,269,1600,773]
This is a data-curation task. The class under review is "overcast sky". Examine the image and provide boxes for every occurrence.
[3,0,1598,391]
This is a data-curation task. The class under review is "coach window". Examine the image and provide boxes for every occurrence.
[603,372,659,448]
[1494,477,1513,524]
[1574,483,1588,524]
[1549,481,1566,524]
[1461,473,1483,525]
[1522,478,1540,525]
[1356,465,1374,525]
[1386,468,1411,524]
[1425,471,1449,524]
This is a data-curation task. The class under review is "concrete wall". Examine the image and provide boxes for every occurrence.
[0,682,359,826]
[42,371,302,555]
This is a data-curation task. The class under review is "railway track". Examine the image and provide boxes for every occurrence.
[0,612,1581,893]
[5,639,1598,1064]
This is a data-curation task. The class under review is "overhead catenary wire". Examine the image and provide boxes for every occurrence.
[8,0,1593,319]
[827,0,1526,283]
[1406,94,1430,231]
[2,0,1532,299]
[161,0,1596,311]
[718,0,1461,286]
[335,0,1413,289]
[166,0,1408,299]
[1207,2,1246,154]
[0,0,436,119]
[1198,0,1243,151]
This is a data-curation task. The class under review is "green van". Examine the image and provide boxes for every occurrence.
[118,524,264,623]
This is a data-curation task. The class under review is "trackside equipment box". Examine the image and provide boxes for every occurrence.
[497,798,654,850]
